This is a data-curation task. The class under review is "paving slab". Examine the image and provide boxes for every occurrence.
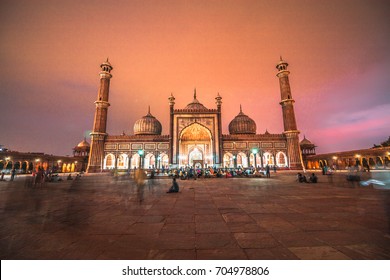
[1,171,390,259]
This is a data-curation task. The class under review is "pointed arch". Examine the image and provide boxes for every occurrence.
[237,152,248,168]
[276,151,288,167]
[144,153,156,169]
[104,153,115,169]
[223,152,234,168]
[131,153,141,169]
[117,153,129,169]
[263,152,274,166]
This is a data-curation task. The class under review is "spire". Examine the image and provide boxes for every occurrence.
[146,105,153,116]
[168,93,175,106]
[194,88,197,100]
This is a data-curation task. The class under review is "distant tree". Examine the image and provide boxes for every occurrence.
[373,136,390,148]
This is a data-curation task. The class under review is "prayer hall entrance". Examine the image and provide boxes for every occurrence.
[178,123,213,167]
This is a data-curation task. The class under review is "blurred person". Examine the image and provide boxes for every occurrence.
[309,173,318,183]
[10,168,16,181]
[167,177,179,193]
[34,167,44,187]
[135,169,146,202]
[266,165,270,178]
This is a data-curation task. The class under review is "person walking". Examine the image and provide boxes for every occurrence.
[10,168,16,181]
[266,165,270,178]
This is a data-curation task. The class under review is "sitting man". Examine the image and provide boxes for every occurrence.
[297,173,307,183]
[309,173,318,183]
[167,178,179,193]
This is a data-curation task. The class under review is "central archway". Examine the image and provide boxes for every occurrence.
[179,123,213,167]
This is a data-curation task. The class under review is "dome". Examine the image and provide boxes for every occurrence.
[300,135,314,146]
[75,138,90,149]
[133,107,162,135]
[228,105,257,134]
[184,89,208,110]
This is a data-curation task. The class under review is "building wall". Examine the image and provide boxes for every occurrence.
[304,147,390,170]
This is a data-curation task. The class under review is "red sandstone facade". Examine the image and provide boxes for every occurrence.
[86,58,304,172]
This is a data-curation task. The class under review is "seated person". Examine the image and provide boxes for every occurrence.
[297,173,307,183]
[167,178,179,193]
[309,173,318,183]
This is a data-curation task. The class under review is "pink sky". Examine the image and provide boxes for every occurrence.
[1,0,389,156]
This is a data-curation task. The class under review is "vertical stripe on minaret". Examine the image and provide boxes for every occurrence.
[87,59,113,173]
[276,57,303,169]
[168,93,175,164]
[215,93,223,164]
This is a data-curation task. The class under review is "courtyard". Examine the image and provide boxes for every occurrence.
[0,171,389,260]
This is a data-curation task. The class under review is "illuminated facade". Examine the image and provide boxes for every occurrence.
[87,58,304,172]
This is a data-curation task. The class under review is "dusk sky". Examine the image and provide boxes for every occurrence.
[1,0,389,156]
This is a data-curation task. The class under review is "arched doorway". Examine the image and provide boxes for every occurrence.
[237,152,248,168]
[117,154,129,170]
[276,151,288,167]
[188,147,203,167]
[263,152,274,166]
[179,123,213,167]
[131,154,141,169]
[158,153,169,169]
[21,161,28,173]
[104,154,115,169]
[223,152,234,168]
[249,153,261,168]
[145,153,156,169]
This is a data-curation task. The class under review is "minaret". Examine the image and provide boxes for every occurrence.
[276,57,303,169]
[168,93,175,164]
[215,93,223,164]
[87,59,113,173]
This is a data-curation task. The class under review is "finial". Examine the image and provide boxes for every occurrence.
[106,57,109,62]
[280,55,283,61]
[194,88,197,99]
[148,105,151,115]
[240,104,242,113]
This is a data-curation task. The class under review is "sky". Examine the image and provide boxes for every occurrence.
[0,0,389,156]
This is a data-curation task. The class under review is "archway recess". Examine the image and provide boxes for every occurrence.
[179,123,213,167]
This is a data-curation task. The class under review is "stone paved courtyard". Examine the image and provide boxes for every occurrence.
[1,171,389,260]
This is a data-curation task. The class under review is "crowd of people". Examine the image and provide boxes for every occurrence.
[159,165,274,180]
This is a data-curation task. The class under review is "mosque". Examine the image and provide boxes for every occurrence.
[86,58,304,172]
